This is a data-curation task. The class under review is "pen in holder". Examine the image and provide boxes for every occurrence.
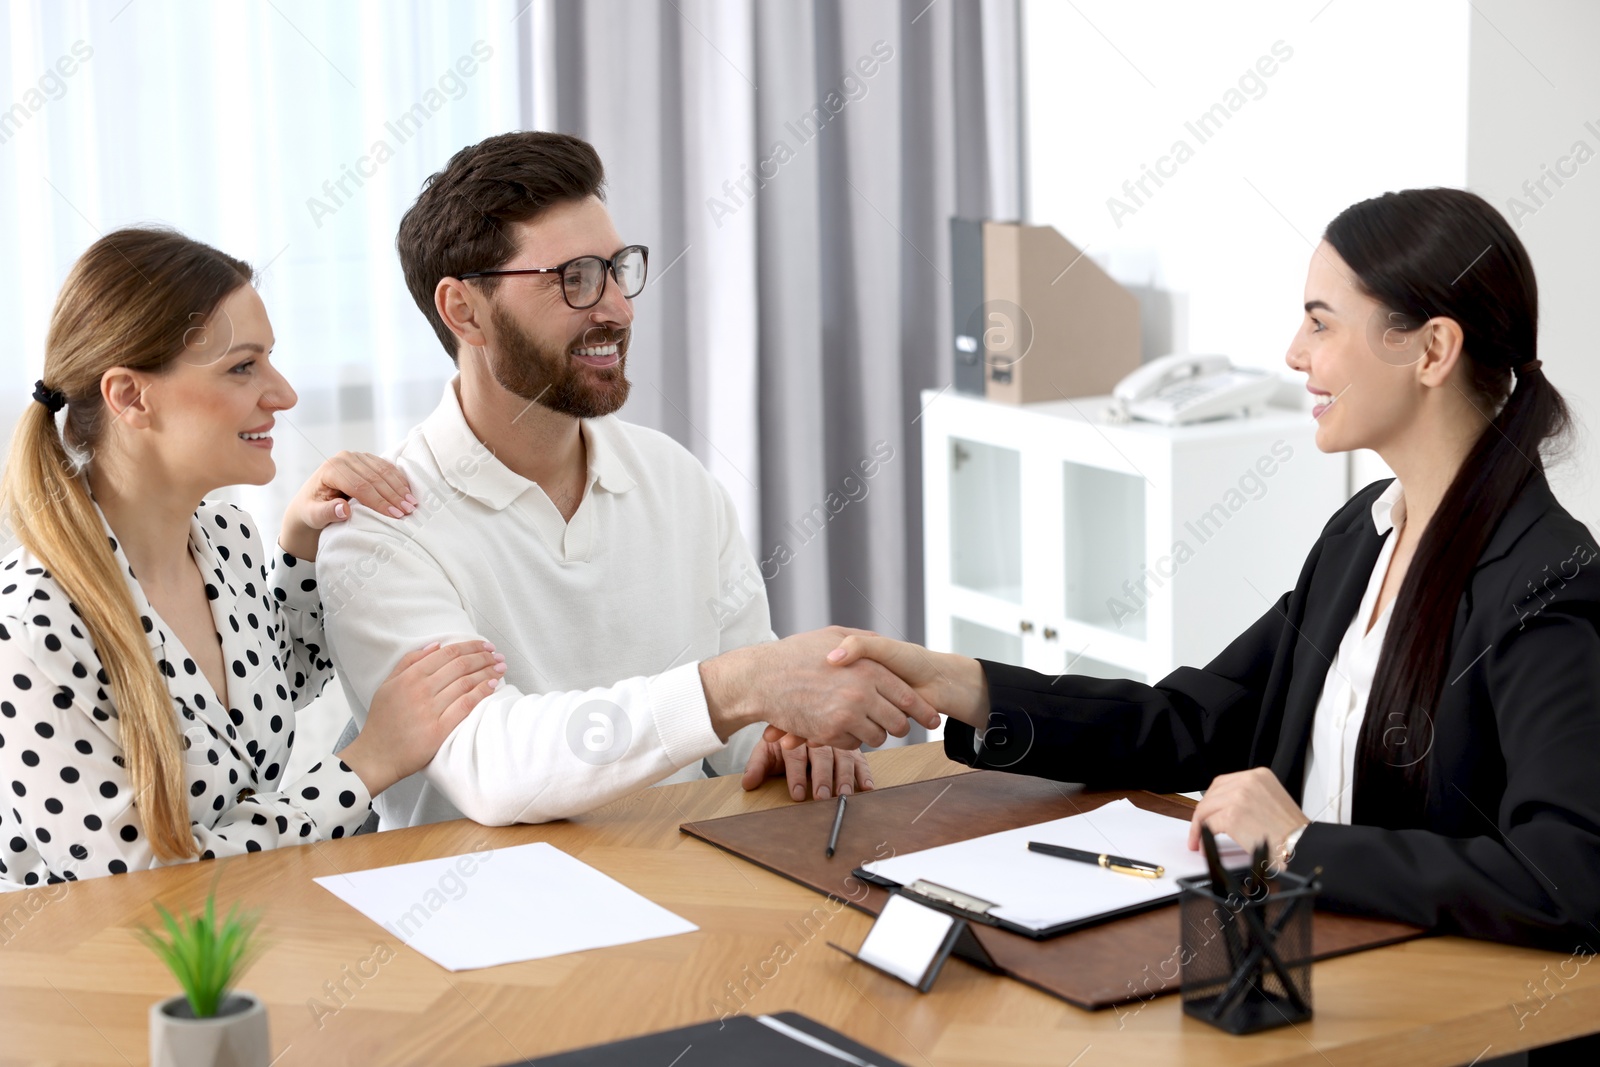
[1177,851,1319,1035]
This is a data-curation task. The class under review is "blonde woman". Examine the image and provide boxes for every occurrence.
[0,228,506,887]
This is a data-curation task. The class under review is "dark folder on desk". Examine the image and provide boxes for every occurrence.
[680,770,1425,1010]
[501,1011,910,1066]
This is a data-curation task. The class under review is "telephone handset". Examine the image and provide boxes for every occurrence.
[1110,353,1279,425]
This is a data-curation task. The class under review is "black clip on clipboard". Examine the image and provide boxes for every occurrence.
[852,868,1183,941]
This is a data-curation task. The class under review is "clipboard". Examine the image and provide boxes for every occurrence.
[849,872,1182,941]
[847,798,1251,940]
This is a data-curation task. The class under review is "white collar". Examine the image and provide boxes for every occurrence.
[419,378,637,511]
[1370,478,1407,536]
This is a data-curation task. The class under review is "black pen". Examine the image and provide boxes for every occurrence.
[1027,840,1165,878]
[1199,824,1245,975]
[825,794,847,858]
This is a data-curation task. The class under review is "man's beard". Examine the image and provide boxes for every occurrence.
[486,302,632,419]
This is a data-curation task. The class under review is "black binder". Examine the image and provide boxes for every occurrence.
[950,216,987,396]
[500,1011,911,1066]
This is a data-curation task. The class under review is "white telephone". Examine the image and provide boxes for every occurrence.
[1110,353,1279,425]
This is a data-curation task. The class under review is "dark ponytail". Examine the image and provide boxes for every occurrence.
[1323,188,1571,828]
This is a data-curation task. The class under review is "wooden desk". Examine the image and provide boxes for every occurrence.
[3,742,1597,1066]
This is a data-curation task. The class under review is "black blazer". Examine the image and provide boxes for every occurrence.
[944,473,1600,950]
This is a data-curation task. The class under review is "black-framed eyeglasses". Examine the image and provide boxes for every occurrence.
[459,244,649,310]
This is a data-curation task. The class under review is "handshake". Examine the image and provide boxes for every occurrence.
[698,626,993,753]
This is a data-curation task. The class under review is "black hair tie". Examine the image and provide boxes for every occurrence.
[1515,359,1543,378]
[32,380,66,414]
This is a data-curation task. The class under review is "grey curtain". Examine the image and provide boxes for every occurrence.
[529,0,1024,647]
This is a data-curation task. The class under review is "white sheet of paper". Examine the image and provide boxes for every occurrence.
[856,892,957,987]
[313,841,697,971]
[861,798,1249,932]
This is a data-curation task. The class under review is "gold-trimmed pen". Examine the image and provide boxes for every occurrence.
[1028,840,1165,878]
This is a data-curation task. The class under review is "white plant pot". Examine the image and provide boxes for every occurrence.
[149,990,270,1067]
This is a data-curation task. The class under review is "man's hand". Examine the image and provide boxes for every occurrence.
[1187,766,1310,855]
[700,627,942,749]
[741,735,874,800]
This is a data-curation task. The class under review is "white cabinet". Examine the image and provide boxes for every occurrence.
[923,391,1347,691]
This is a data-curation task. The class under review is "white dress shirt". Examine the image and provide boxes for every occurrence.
[1299,478,1406,825]
[0,501,372,888]
[316,380,771,829]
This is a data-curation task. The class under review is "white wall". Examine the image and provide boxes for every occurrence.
[1023,0,1471,491]
[1465,0,1600,537]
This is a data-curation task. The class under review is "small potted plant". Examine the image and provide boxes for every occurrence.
[140,892,270,1067]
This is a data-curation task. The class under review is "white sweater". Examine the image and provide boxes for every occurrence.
[316,381,771,828]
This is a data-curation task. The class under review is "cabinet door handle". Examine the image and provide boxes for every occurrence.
[1019,620,1034,634]
[1043,627,1059,641]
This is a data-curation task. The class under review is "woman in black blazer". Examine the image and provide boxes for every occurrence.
[825,188,1600,951]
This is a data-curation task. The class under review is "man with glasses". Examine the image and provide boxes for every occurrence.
[316,131,934,830]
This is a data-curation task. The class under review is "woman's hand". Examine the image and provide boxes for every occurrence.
[338,640,506,797]
[1187,766,1310,855]
[824,634,988,728]
[741,734,875,801]
[279,450,418,561]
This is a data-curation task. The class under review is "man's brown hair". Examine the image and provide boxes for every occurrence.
[397,131,607,359]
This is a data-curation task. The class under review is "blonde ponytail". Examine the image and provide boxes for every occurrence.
[2,228,254,863]
[4,402,194,860]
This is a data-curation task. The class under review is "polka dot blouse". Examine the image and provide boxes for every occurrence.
[0,500,373,889]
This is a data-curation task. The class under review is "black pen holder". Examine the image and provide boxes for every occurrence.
[1177,867,1319,1035]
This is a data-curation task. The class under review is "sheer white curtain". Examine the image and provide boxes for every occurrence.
[0,0,527,540]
